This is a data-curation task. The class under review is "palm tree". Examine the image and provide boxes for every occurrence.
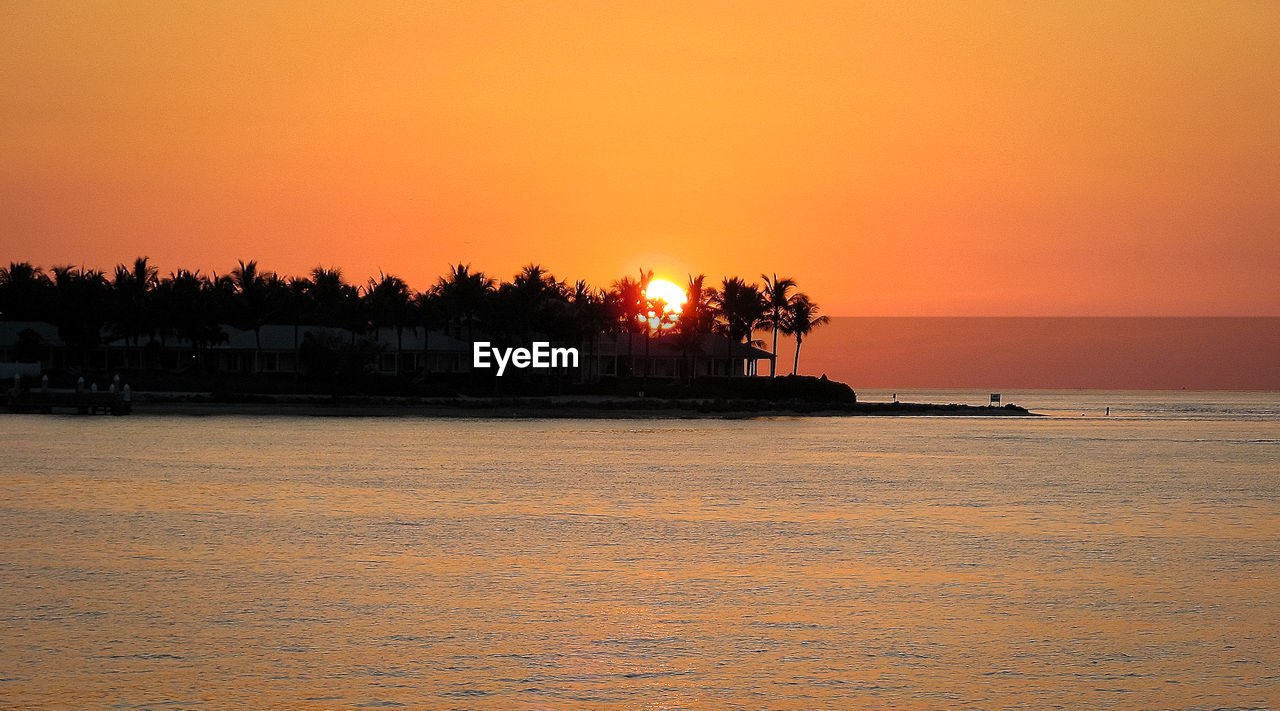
[308,267,364,343]
[50,266,109,371]
[670,327,704,382]
[676,274,714,379]
[110,256,160,370]
[0,262,54,321]
[434,263,495,342]
[680,274,714,332]
[709,277,766,377]
[2,258,835,388]
[283,275,312,375]
[781,294,830,376]
[158,269,225,371]
[307,267,345,326]
[610,275,645,377]
[413,289,444,374]
[508,263,567,341]
[565,281,607,381]
[365,272,413,375]
[636,269,655,381]
[230,259,271,372]
[760,273,797,377]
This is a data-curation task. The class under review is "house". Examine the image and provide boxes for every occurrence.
[0,321,61,369]
[0,320,775,381]
[143,324,475,376]
[583,332,775,380]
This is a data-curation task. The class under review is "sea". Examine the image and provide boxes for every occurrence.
[1,390,1277,709]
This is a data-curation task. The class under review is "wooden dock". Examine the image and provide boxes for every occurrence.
[6,388,132,415]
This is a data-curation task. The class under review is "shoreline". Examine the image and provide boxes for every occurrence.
[121,393,1039,419]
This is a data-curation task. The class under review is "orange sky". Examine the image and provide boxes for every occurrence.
[2,1,1277,315]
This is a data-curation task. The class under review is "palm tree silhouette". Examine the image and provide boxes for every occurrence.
[566,281,607,381]
[158,269,224,371]
[610,275,644,377]
[230,259,272,372]
[760,273,797,377]
[4,257,833,388]
[781,294,830,376]
[110,257,159,370]
[50,265,109,371]
[413,289,444,375]
[365,272,413,375]
[681,274,714,333]
[0,262,54,321]
[710,277,766,377]
[281,275,312,376]
[508,263,567,342]
[308,267,364,343]
[674,274,714,380]
[636,269,655,382]
[434,263,495,342]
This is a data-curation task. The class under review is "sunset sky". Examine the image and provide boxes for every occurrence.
[2,1,1277,316]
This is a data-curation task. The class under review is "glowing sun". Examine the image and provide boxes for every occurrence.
[645,278,686,329]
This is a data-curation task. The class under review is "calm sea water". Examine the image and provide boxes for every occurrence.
[1,391,1277,709]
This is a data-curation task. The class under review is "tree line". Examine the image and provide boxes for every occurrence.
[0,259,829,376]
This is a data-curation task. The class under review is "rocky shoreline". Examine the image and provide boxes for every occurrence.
[129,392,1038,418]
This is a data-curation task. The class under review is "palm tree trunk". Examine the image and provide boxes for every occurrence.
[792,334,802,375]
[643,327,651,386]
[725,333,733,377]
[770,326,778,377]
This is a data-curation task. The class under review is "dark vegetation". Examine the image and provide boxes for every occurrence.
[2,258,834,399]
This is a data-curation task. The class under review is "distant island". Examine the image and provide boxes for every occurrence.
[2,258,1033,416]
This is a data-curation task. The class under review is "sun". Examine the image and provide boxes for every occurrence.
[644,278,687,329]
